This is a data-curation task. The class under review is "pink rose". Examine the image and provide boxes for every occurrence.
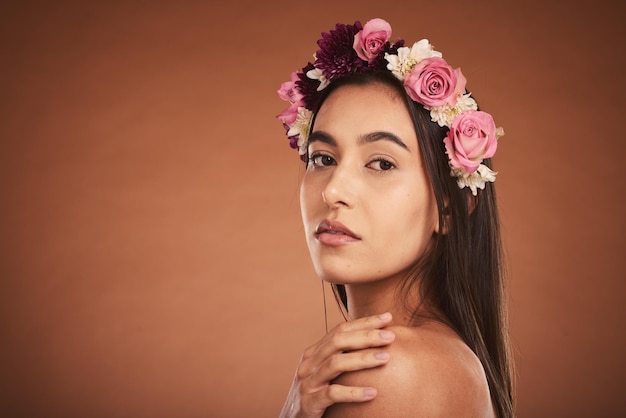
[276,104,299,125]
[444,110,498,173]
[353,18,392,62]
[404,57,467,107]
[277,71,304,105]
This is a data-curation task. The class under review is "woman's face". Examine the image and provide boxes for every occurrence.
[300,82,439,285]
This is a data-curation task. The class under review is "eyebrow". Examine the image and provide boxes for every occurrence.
[308,131,410,151]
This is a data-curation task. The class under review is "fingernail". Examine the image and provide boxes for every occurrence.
[363,388,377,398]
[380,330,395,341]
[378,312,392,321]
[375,351,390,361]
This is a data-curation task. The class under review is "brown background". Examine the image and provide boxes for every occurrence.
[1,0,624,417]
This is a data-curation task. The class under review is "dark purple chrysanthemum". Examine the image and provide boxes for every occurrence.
[287,131,299,150]
[287,134,306,162]
[295,62,322,110]
[314,21,365,81]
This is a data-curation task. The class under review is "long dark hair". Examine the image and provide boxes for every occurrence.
[308,71,514,417]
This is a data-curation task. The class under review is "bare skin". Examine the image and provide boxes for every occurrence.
[279,313,396,418]
[324,323,495,417]
[280,83,495,417]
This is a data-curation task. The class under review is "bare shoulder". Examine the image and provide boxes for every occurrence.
[325,323,495,418]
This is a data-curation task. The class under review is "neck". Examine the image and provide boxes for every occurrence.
[344,277,422,327]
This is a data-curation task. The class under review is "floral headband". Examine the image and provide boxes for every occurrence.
[276,18,504,195]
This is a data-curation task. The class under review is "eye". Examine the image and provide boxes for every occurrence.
[309,152,336,167]
[367,158,395,171]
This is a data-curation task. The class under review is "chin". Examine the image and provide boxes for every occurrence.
[313,265,355,285]
[313,264,385,285]
[313,265,346,284]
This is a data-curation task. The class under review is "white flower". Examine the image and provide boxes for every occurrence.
[429,93,478,127]
[385,39,442,80]
[451,163,497,196]
[306,67,330,91]
[409,39,442,62]
[287,107,313,155]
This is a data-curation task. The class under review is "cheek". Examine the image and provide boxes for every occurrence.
[361,196,437,281]
[299,180,311,222]
[376,188,438,252]
[299,175,321,225]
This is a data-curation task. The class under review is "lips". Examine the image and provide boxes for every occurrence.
[314,219,361,246]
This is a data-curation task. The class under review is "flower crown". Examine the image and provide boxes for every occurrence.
[277,18,504,195]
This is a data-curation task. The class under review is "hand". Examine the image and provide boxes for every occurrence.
[279,312,396,418]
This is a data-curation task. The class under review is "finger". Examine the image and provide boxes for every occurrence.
[333,312,393,333]
[303,384,377,414]
[298,313,395,379]
[306,384,377,412]
[309,349,391,387]
[311,327,396,366]
[313,312,394,359]
[304,312,392,360]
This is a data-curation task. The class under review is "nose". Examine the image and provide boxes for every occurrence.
[321,164,357,209]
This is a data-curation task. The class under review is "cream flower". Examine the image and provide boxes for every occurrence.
[287,107,313,155]
[306,67,330,91]
[429,93,478,127]
[385,39,442,80]
[452,163,497,196]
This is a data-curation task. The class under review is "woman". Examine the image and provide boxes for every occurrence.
[276,18,514,417]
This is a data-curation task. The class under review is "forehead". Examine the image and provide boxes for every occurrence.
[312,83,417,146]
[317,81,405,112]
